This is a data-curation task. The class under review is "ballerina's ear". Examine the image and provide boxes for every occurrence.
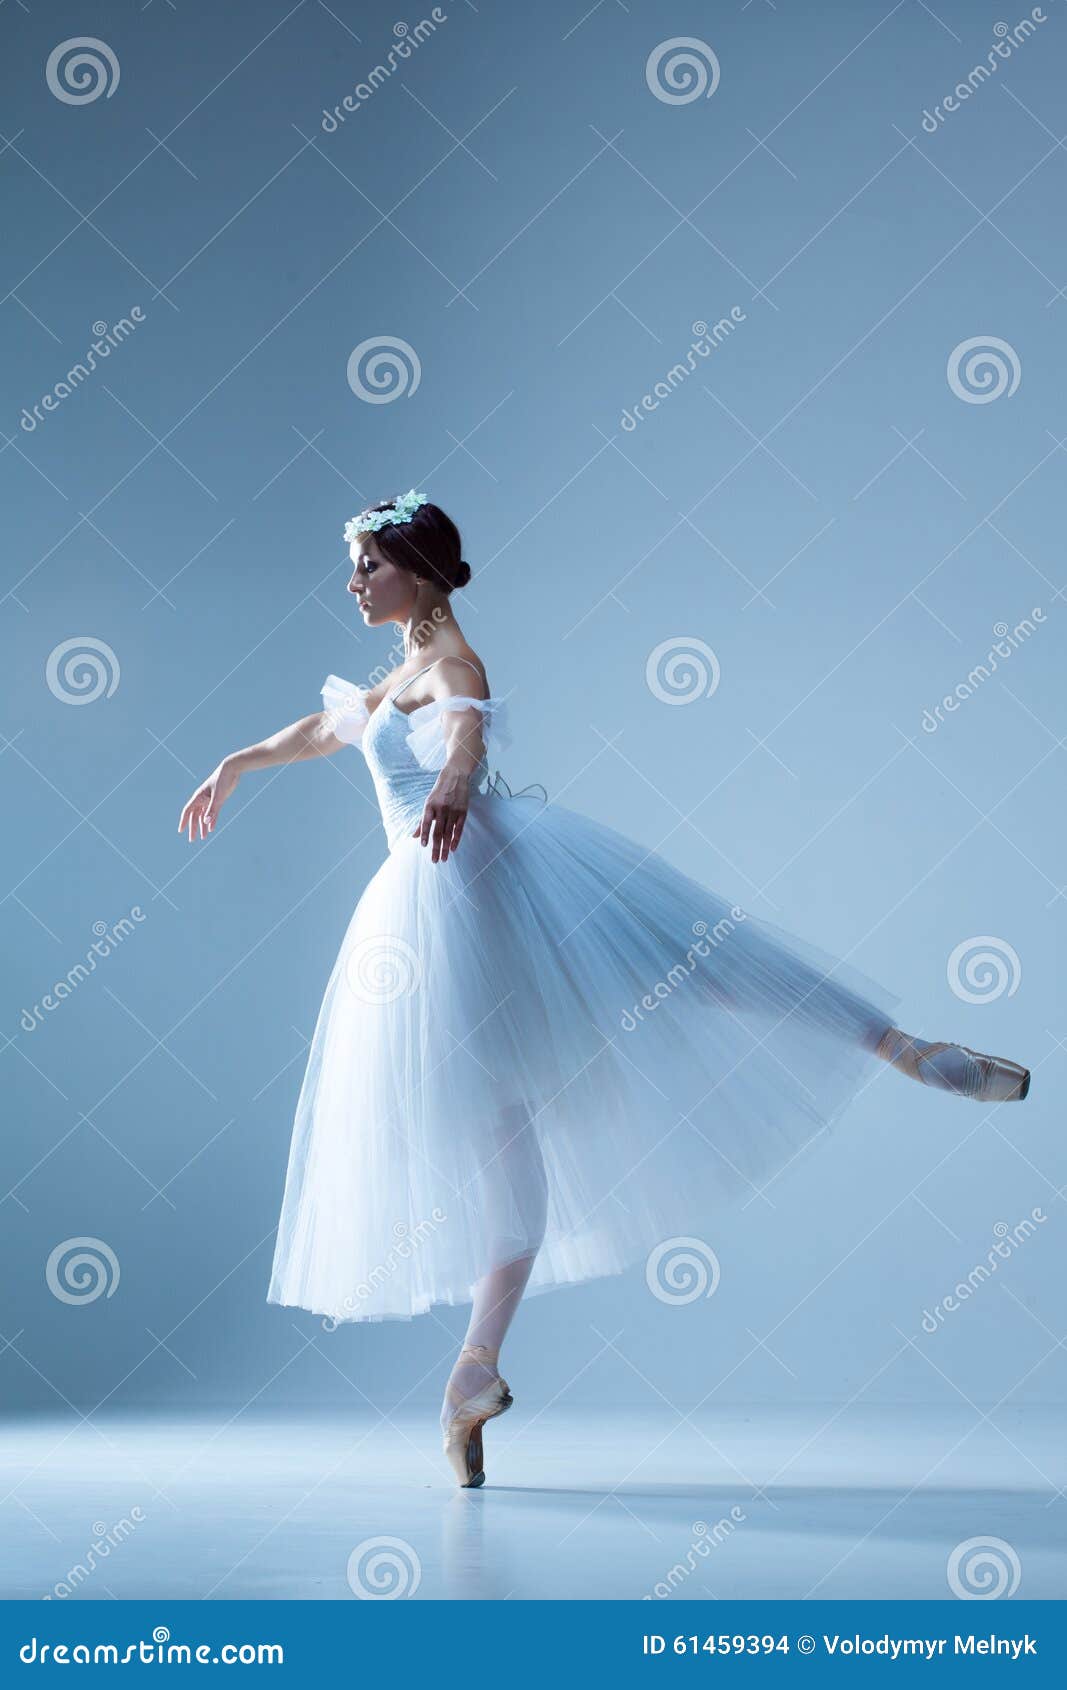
[405,696,511,771]
[321,673,371,747]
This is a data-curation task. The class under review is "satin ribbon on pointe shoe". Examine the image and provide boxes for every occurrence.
[441,1343,514,1488]
[875,1026,1030,1103]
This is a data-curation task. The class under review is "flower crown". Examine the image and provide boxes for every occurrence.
[343,488,428,544]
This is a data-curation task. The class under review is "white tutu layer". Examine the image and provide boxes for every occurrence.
[268,736,903,1321]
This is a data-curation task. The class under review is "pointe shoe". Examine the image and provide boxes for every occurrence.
[876,1026,1030,1103]
[441,1342,514,1488]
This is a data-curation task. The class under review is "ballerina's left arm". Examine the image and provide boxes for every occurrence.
[412,658,489,864]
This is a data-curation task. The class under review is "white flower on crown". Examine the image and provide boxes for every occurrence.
[343,488,428,544]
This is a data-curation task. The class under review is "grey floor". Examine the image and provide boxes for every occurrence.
[3,1405,1063,1601]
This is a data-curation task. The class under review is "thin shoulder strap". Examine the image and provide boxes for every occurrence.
[389,660,437,701]
[446,656,484,684]
[391,655,485,700]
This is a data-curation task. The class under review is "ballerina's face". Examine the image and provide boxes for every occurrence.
[347,533,414,627]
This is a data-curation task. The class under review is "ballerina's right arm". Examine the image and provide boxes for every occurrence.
[177,707,354,843]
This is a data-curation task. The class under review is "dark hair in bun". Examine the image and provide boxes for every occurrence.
[361,498,471,595]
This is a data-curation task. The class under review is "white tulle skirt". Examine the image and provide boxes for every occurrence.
[267,790,903,1322]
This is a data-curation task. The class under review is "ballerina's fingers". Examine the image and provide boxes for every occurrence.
[195,790,214,841]
[416,801,442,858]
[416,801,467,863]
[433,806,456,863]
[437,808,465,862]
[180,794,203,843]
[178,780,218,844]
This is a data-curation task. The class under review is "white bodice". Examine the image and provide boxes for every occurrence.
[321,672,509,850]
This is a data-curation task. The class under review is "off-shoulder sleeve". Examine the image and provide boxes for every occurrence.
[321,673,370,747]
[405,695,511,771]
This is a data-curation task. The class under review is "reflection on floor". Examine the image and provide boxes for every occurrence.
[2,1405,1062,1601]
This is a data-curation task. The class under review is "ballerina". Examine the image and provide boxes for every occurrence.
[178,490,1030,1489]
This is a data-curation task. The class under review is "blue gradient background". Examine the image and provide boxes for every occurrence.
[2,0,1062,1425]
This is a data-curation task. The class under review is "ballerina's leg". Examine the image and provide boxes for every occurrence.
[702,957,1027,1102]
[440,1100,548,1429]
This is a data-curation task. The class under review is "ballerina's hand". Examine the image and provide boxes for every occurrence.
[178,758,240,842]
[414,769,469,863]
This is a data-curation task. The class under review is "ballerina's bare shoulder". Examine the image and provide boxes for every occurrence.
[368,651,489,717]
